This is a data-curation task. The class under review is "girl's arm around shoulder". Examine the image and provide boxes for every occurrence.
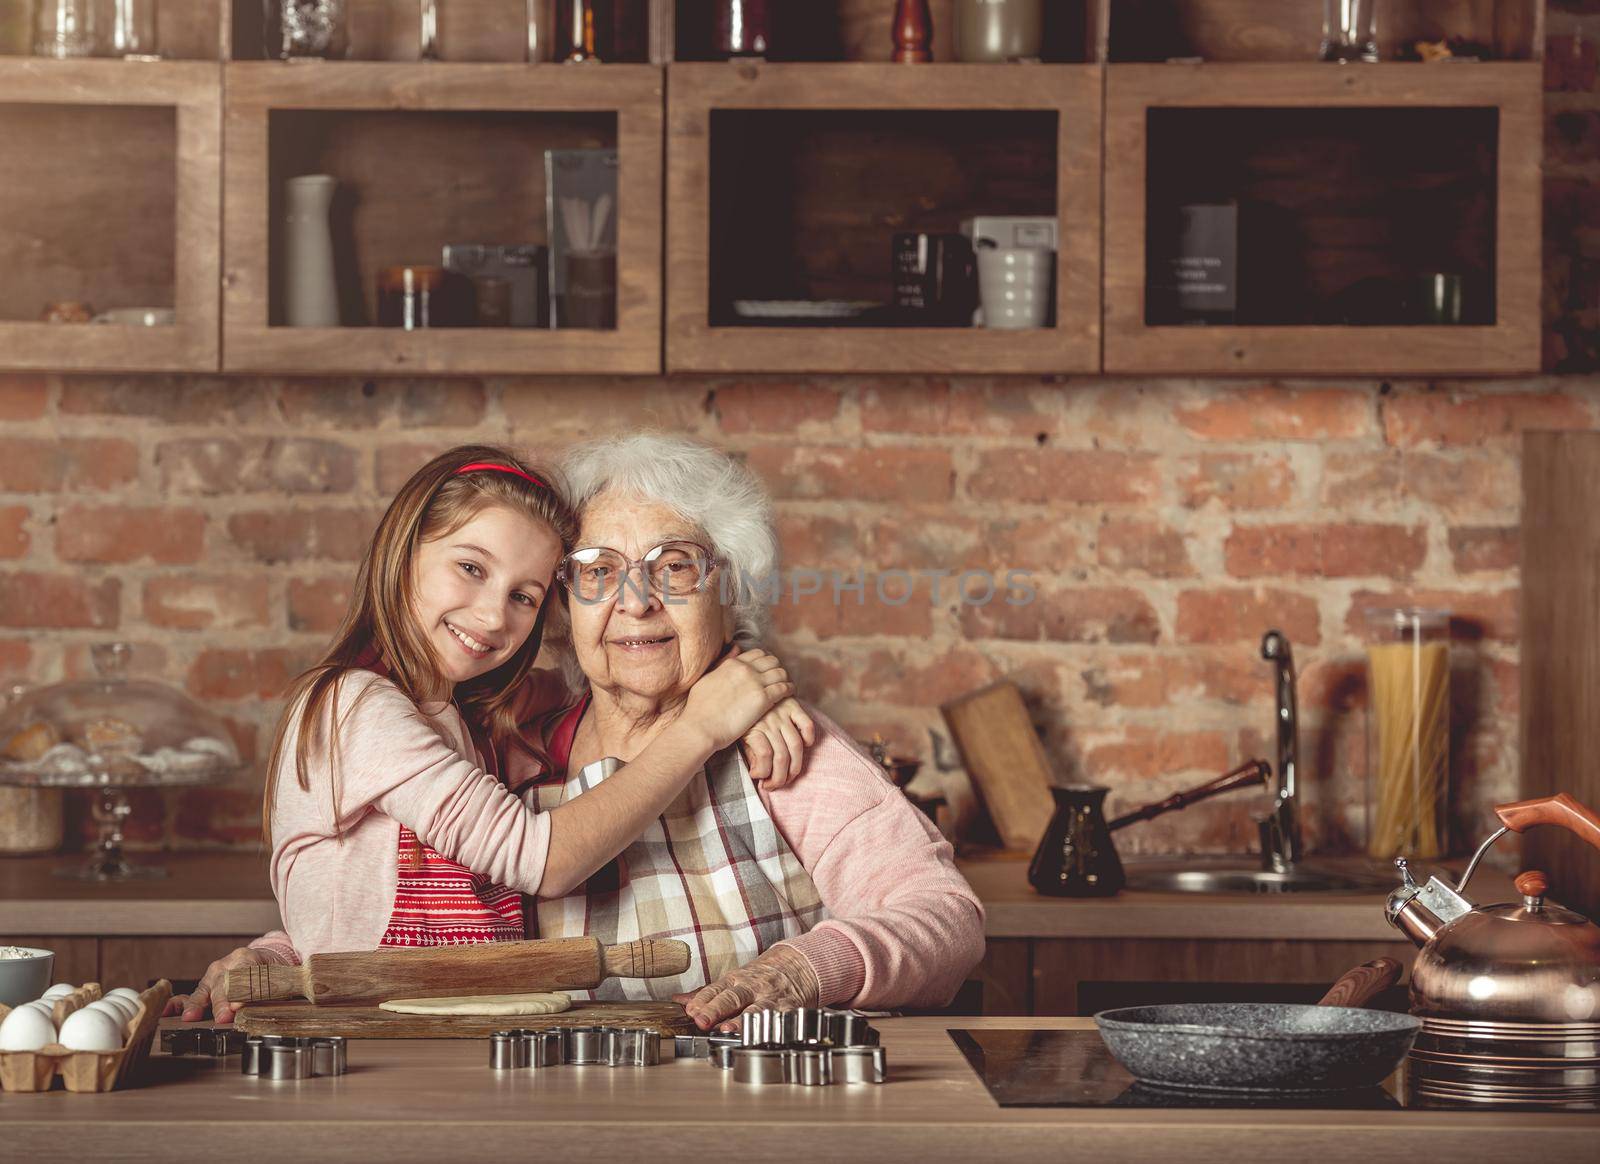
[297,670,554,894]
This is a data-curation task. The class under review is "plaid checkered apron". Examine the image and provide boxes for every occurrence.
[527,704,827,1001]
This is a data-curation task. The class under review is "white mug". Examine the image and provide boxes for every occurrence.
[977,247,1053,329]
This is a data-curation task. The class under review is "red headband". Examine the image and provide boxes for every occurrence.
[455,462,547,489]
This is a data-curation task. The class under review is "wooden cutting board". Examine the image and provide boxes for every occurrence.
[941,680,1056,853]
[235,1000,694,1039]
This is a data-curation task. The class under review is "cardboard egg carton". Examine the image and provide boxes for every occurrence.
[0,979,172,1092]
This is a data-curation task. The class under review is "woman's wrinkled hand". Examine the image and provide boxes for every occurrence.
[672,944,821,1032]
[683,647,794,754]
[740,697,815,789]
[162,946,267,1025]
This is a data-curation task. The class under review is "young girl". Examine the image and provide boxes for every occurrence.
[170,444,806,1021]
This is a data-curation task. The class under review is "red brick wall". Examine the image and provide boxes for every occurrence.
[1,373,1593,857]
[3,7,1599,857]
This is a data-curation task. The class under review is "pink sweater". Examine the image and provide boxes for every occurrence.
[250,672,985,1009]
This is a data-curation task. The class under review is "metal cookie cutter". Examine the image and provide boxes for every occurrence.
[241,1034,349,1079]
[488,1026,673,1070]
[728,1044,888,1086]
[672,1032,741,1061]
[161,1026,246,1057]
[721,1008,888,1086]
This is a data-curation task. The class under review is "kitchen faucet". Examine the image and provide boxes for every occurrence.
[1259,630,1304,873]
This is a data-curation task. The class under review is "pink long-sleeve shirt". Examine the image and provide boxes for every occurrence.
[250,671,985,1009]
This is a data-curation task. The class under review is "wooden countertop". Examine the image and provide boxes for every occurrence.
[3,1018,1590,1162]
[0,852,1515,941]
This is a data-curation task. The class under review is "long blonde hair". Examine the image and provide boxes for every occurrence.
[262,445,578,847]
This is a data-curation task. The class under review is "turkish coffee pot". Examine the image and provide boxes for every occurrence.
[1029,759,1270,897]
[1386,792,1600,1025]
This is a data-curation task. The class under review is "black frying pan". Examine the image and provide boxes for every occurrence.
[1094,958,1420,1092]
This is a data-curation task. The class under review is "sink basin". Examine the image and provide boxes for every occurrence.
[1123,860,1397,895]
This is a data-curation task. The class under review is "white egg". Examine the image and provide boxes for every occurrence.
[98,994,138,1021]
[104,987,142,1005]
[57,1007,124,1052]
[24,1000,58,1017]
[0,1005,56,1052]
[84,999,132,1035]
[41,984,75,1000]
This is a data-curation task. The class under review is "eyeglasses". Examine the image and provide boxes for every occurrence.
[558,540,721,604]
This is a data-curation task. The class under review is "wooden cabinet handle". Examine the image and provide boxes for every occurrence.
[1494,792,1600,853]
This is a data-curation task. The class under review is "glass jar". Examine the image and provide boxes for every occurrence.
[1320,0,1379,62]
[264,0,349,60]
[955,0,1042,63]
[553,0,604,61]
[0,685,63,856]
[109,0,161,59]
[712,0,771,59]
[32,0,98,57]
[1364,608,1451,859]
[526,0,555,60]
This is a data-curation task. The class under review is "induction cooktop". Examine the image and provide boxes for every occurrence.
[949,1029,1597,1113]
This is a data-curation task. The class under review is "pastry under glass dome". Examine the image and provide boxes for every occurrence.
[0,643,243,880]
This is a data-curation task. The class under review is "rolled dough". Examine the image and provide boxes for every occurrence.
[378,992,572,1017]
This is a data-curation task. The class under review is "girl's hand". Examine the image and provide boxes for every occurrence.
[682,647,794,754]
[164,946,269,1024]
[740,697,815,789]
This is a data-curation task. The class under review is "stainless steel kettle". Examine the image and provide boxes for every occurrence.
[1385,793,1600,1024]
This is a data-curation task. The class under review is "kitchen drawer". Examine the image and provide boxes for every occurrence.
[99,936,260,991]
[1031,936,1419,1015]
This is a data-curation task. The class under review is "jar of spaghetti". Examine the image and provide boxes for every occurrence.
[1363,607,1451,859]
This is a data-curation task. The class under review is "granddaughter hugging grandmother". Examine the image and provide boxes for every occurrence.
[171,433,984,1031]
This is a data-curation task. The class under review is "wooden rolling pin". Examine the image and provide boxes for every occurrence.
[226,937,690,1006]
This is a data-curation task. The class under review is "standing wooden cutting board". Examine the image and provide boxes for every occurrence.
[941,680,1056,853]
[234,1000,694,1039]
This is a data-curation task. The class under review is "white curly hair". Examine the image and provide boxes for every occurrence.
[549,433,778,690]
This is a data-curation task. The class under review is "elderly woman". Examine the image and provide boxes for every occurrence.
[180,435,984,1029]
[527,434,984,1026]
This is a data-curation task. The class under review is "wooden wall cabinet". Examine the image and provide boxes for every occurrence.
[0,60,221,371]
[0,2,1553,378]
[1103,62,1543,375]
[666,62,1103,374]
[222,61,663,374]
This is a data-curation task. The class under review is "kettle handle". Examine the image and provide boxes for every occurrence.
[1494,792,1600,853]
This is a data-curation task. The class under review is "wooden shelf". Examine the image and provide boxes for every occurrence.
[1103,62,1543,376]
[0,58,220,371]
[221,61,662,374]
[666,62,1102,374]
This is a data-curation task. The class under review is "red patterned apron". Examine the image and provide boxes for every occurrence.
[375,684,525,948]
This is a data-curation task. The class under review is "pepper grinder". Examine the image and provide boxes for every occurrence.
[891,0,933,62]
